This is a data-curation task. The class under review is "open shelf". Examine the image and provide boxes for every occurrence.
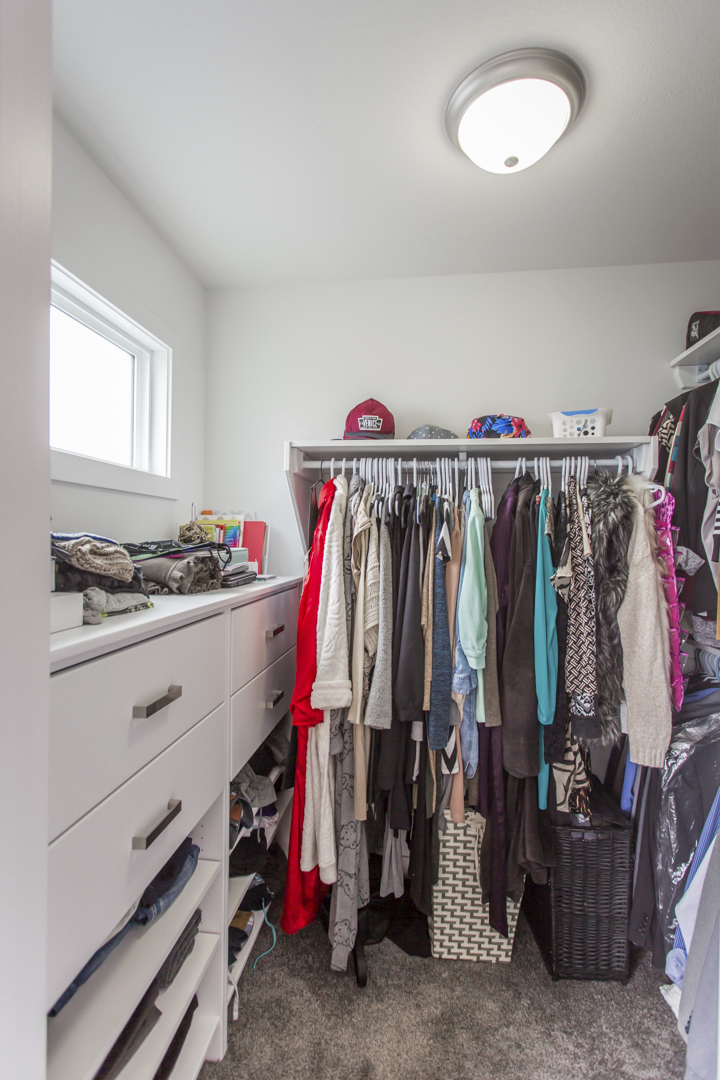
[227,787,293,923]
[115,932,219,1079]
[47,859,221,1080]
[285,437,659,550]
[670,324,720,368]
[226,904,271,1003]
[168,1015,219,1080]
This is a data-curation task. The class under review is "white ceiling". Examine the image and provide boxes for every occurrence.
[53,0,720,287]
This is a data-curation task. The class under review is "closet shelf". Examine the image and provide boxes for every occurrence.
[114,932,219,1080]
[166,1015,219,1080]
[670,325,720,369]
[285,437,658,551]
[228,787,294,920]
[226,904,271,1002]
[47,858,220,1080]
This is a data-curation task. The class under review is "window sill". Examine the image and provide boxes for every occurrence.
[51,449,178,501]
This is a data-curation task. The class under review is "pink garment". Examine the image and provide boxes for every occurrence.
[654,491,685,711]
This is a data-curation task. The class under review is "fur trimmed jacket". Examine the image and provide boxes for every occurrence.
[586,474,637,745]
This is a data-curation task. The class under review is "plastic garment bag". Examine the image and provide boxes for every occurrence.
[654,713,720,953]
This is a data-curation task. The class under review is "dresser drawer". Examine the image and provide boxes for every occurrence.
[231,586,299,693]
[231,647,296,778]
[49,614,225,841]
[46,703,225,1009]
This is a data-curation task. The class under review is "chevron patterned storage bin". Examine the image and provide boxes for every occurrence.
[429,811,520,962]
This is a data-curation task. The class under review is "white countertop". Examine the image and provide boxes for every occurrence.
[50,576,302,672]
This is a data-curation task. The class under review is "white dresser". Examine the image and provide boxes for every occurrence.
[47,577,301,1080]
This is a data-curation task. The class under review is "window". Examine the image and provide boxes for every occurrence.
[50,263,171,481]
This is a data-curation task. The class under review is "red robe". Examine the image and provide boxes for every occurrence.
[281,480,336,933]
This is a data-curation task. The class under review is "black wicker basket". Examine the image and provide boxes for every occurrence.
[523,790,633,982]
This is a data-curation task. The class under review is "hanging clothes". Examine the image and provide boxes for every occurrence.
[653,489,685,712]
[534,487,558,810]
[565,475,600,742]
[586,473,636,745]
[617,479,673,768]
[303,475,350,884]
[490,475,520,671]
[281,479,336,935]
[428,500,453,751]
[327,473,370,971]
[501,474,539,778]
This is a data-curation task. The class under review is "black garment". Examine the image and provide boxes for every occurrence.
[650,390,691,484]
[490,476,520,672]
[153,996,198,1080]
[140,838,193,909]
[394,495,425,725]
[407,739,435,917]
[243,878,273,910]
[54,561,148,597]
[628,767,665,965]
[157,909,201,991]
[229,831,268,877]
[94,979,161,1080]
[248,743,277,776]
[505,775,556,901]
[262,843,288,899]
[671,381,718,616]
[502,475,540,778]
[227,926,250,965]
[630,712,720,965]
[545,490,568,764]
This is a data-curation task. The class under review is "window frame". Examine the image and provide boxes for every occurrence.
[50,262,175,500]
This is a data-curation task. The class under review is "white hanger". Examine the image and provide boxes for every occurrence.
[645,482,666,509]
[615,454,623,477]
[624,453,634,475]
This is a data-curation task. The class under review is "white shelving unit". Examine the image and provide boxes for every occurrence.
[47,860,221,1080]
[115,932,219,1080]
[167,1016,220,1080]
[226,905,271,1002]
[285,436,659,550]
[670,324,720,386]
[227,786,293,923]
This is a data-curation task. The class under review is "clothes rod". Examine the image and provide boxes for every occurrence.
[304,458,634,472]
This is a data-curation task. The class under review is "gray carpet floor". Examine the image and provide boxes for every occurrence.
[201,913,686,1080]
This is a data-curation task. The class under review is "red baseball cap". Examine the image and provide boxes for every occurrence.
[344,398,395,440]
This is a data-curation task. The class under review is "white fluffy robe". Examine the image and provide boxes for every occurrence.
[303,475,348,884]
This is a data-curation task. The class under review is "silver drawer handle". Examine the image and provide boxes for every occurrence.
[133,685,182,719]
[132,799,182,850]
[265,690,284,710]
[266,624,285,639]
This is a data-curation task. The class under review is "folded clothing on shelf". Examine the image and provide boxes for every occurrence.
[49,838,200,1016]
[53,532,148,599]
[241,874,273,912]
[228,918,254,966]
[156,908,202,991]
[82,586,153,625]
[229,830,268,878]
[141,552,223,595]
[93,977,162,1080]
[152,995,198,1080]
[53,534,135,582]
[232,763,276,808]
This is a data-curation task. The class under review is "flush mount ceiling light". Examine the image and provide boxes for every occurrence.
[445,48,585,174]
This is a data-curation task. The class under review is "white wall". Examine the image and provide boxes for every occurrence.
[205,260,720,576]
[51,118,206,541]
[0,1,51,1075]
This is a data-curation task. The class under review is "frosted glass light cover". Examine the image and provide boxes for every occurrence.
[457,78,572,174]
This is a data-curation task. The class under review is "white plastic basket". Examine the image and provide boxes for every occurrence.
[549,408,613,438]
